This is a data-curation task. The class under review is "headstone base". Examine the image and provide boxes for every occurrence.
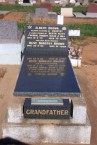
[2,117,91,144]
[2,95,91,144]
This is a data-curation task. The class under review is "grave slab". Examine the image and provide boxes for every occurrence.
[2,117,91,144]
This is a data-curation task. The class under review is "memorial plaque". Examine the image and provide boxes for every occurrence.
[23,98,73,119]
[24,24,68,56]
[26,56,66,76]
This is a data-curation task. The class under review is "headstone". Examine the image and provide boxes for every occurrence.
[87,4,97,13]
[14,24,81,97]
[0,20,22,64]
[57,15,64,25]
[83,0,88,5]
[70,0,76,4]
[50,0,55,2]
[8,0,16,4]
[0,0,6,2]
[61,8,74,17]
[48,12,57,19]
[54,0,61,4]
[75,2,80,6]
[0,20,18,41]
[4,23,91,144]
[61,0,69,6]
[34,8,48,18]
[76,0,83,3]
[41,0,45,2]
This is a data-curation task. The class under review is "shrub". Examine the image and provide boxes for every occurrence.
[52,6,61,13]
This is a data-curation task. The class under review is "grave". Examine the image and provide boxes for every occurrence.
[2,24,91,144]
[18,0,35,5]
[83,0,88,5]
[70,0,76,4]
[14,24,80,96]
[87,3,97,13]
[34,8,49,18]
[26,8,57,21]
[61,8,74,17]
[0,20,23,65]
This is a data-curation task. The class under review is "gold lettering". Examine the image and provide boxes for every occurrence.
[61,110,65,115]
[49,110,54,115]
[64,110,69,115]
[53,110,57,115]
[26,109,69,116]
[56,110,61,115]
[26,109,34,114]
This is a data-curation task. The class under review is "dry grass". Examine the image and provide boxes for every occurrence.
[32,17,57,25]
[0,68,6,78]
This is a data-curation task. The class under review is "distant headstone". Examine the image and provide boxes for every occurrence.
[0,20,22,64]
[48,12,57,19]
[87,4,97,13]
[61,0,69,6]
[70,0,76,4]
[0,20,17,41]
[61,8,74,17]
[0,20,22,43]
[76,0,83,3]
[57,15,64,25]
[41,0,45,2]
[75,2,80,6]
[49,0,55,2]
[7,0,16,4]
[35,8,48,18]
[83,0,88,5]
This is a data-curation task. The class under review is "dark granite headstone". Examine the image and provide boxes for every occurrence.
[23,98,73,119]
[14,24,80,96]
[13,24,81,120]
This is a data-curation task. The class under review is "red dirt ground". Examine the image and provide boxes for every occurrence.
[2,11,97,24]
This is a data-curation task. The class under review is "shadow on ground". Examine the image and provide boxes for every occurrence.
[0,137,29,145]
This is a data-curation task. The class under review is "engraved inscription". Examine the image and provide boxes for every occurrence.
[25,25,68,50]
[26,57,66,76]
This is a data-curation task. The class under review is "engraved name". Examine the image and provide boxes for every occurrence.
[26,109,69,115]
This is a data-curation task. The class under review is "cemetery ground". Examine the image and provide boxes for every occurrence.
[0,36,97,144]
[2,11,97,25]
